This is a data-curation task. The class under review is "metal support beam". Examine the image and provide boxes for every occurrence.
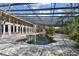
[9,12,79,15]
[0,3,35,7]
[15,15,78,17]
[5,6,79,11]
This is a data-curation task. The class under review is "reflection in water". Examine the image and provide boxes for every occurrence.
[16,34,56,45]
[27,34,54,45]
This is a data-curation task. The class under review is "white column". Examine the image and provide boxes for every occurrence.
[31,27,33,33]
[30,27,32,33]
[16,25,18,34]
[3,24,5,35]
[32,27,33,33]
[34,25,37,33]
[29,27,30,33]
[30,27,31,33]
[27,26,29,34]
[25,26,27,34]
[13,25,15,34]
[27,26,29,33]
[20,25,21,34]
[22,25,24,34]
[8,23,11,35]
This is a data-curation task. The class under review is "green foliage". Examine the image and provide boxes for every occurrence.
[68,15,79,46]
[68,20,78,40]
[55,26,68,34]
[76,15,79,24]
[60,26,68,34]
[70,21,78,32]
[75,33,79,46]
[74,15,79,46]
[47,26,55,35]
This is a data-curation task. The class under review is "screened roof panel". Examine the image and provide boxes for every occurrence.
[0,3,79,26]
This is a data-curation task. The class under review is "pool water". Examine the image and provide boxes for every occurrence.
[27,35,56,45]
[16,34,56,45]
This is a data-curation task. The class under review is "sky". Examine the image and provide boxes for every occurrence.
[0,3,77,25]
[0,3,68,15]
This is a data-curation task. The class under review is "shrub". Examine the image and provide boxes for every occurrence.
[68,20,78,40]
[60,26,68,34]
[75,33,79,46]
[55,26,68,34]
[47,26,55,35]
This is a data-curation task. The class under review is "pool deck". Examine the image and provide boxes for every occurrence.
[0,34,79,56]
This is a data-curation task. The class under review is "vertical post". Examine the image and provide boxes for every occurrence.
[28,26,30,33]
[0,23,2,36]
[21,22,23,34]
[20,25,21,34]
[8,3,11,36]
[13,24,15,34]
[16,20,18,34]
[3,23,5,36]
[26,26,27,34]
[16,25,18,34]
[22,25,24,34]
[8,17,11,35]
[70,3,74,21]
[51,3,56,26]
[1,12,5,37]
[34,35,36,44]
[34,25,37,33]
[8,24,11,35]
[16,20,19,34]
[0,11,3,36]
[30,27,31,33]
[31,27,32,33]
[27,25,30,34]
[20,26,21,34]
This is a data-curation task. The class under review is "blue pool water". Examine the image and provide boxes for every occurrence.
[27,35,56,45]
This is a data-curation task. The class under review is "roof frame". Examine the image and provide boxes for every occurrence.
[5,6,79,12]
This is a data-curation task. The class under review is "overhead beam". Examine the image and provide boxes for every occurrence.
[33,22,63,26]
[10,12,79,15]
[0,3,35,7]
[5,6,79,11]
[15,15,78,17]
